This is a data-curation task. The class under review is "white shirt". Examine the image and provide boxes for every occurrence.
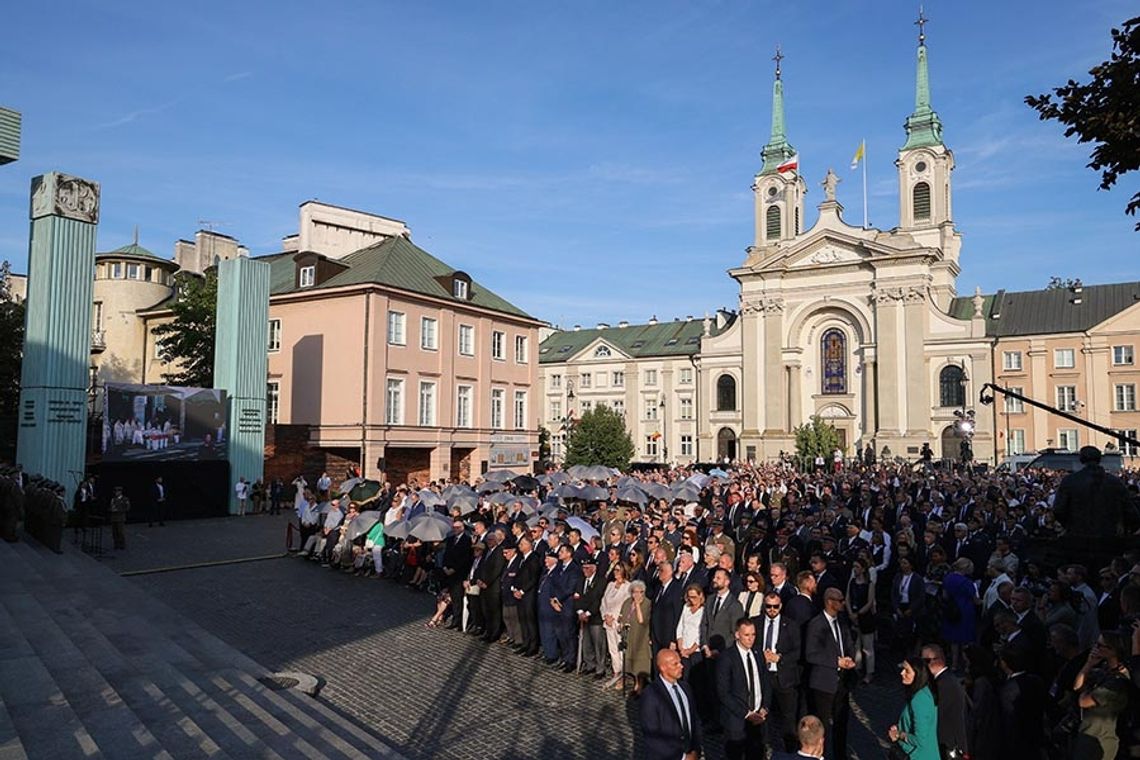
[899,572,913,604]
[660,676,692,750]
[823,611,845,658]
[761,615,781,671]
[675,605,704,649]
[735,644,763,711]
[235,482,249,499]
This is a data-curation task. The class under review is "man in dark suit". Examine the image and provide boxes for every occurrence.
[890,556,925,651]
[769,562,796,607]
[150,476,167,527]
[759,591,802,752]
[551,543,583,671]
[640,648,702,760]
[701,568,745,655]
[442,519,474,629]
[512,535,542,656]
[478,529,507,643]
[650,560,685,657]
[1009,587,1047,667]
[809,553,841,604]
[716,617,773,760]
[804,588,857,760]
[998,645,1047,759]
[574,555,607,677]
[921,643,968,758]
[771,715,826,760]
[784,571,817,628]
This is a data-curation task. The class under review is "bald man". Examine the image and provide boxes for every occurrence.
[639,649,702,760]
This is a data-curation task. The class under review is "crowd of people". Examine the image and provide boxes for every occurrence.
[290,446,1140,760]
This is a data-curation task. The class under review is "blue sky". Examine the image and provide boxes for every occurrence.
[1,1,1136,326]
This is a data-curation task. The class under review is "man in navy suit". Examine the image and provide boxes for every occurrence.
[770,715,826,760]
[717,617,774,759]
[759,591,802,752]
[640,648,702,760]
[550,543,583,671]
[650,560,685,656]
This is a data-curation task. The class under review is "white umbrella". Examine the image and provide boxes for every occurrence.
[409,513,452,542]
[484,470,519,483]
[418,489,446,509]
[566,516,599,542]
[338,477,364,494]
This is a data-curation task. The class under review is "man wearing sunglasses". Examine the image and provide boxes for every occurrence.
[761,592,802,753]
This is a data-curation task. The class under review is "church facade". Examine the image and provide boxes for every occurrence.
[698,34,995,463]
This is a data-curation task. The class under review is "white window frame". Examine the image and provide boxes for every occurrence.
[1058,428,1079,451]
[266,381,280,424]
[1115,383,1136,412]
[456,385,473,428]
[581,400,593,413]
[550,400,562,421]
[645,436,659,458]
[458,324,475,356]
[385,378,405,425]
[1002,351,1022,371]
[613,371,625,387]
[579,373,592,388]
[110,262,124,279]
[612,400,624,417]
[1119,429,1138,457]
[515,335,528,364]
[1007,429,1025,456]
[1054,348,1075,369]
[492,330,505,361]
[645,369,658,386]
[1113,345,1135,366]
[680,397,694,420]
[267,319,281,353]
[453,279,468,299]
[420,317,438,351]
[152,330,163,359]
[1056,385,1077,412]
[126,263,141,280]
[387,311,406,346]
[680,434,694,456]
[418,381,437,426]
[679,368,693,385]
[490,388,505,429]
[645,399,658,421]
[550,374,562,390]
[514,390,527,430]
[299,265,315,288]
[1004,386,1024,414]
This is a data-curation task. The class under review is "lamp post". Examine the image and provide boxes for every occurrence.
[953,363,975,467]
[659,394,668,465]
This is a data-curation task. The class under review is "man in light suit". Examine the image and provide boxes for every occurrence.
[771,715,826,760]
[640,648,703,760]
[804,588,857,760]
[716,617,773,760]
[921,643,968,759]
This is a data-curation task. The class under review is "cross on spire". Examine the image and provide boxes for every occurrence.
[773,45,783,80]
[915,6,928,45]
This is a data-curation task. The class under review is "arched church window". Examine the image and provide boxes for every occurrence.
[821,329,847,395]
[716,374,737,411]
[766,206,782,240]
[939,365,965,408]
[913,182,931,222]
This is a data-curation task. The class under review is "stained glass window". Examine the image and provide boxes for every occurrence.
[821,329,846,395]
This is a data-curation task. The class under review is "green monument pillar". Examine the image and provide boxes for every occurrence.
[213,256,270,514]
[16,173,100,503]
[0,107,20,165]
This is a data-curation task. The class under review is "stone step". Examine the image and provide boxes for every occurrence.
[0,692,28,760]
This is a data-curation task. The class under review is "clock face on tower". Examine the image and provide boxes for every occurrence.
[767,186,778,198]
[914,160,927,174]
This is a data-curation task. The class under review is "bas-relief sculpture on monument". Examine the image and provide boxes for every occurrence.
[30,173,100,223]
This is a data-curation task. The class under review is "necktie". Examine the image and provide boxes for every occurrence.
[746,652,758,710]
[832,618,844,658]
[678,572,687,587]
[585,576,592,593]
[712,595,722,619]
[672,683,691,744]
[765,619,775,651]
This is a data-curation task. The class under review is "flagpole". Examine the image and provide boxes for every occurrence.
[861,141,868,229]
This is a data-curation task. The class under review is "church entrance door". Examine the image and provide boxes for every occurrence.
[716,428,736,462]
[939,425,958,461]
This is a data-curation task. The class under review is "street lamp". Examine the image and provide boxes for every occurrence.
[953,363,975,465]
[659,394,668,464]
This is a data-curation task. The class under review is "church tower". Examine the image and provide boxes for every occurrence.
[896,10,961,302]
[753,48,806,249]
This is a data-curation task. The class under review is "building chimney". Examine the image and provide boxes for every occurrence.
[648,315,658,325]
[573,324,581,331]
[618,321,629,328]
[596,322,609,330]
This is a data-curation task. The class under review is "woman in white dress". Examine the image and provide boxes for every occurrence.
[674,583,705,680]
[600,561,632,689]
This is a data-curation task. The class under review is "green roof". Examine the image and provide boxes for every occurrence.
[948,281,1140,337]
[266,235,535,320]
[99,242,167,262]
[539,316,733,363]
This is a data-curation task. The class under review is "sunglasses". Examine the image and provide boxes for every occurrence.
[763,604,781,609]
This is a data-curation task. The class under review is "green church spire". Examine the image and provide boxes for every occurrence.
[902,7,943,150]
[759,46,797,175]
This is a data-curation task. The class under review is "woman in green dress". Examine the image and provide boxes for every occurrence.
[887,655,940,760]
[618,579,653,697]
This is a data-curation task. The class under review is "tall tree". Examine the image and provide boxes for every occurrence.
[1026,16,1140,230]
[564,405,635,470]
[793,415,841,470]
[153,270,217,387]
[0,262,24,460]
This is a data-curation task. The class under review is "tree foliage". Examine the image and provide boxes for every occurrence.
[793,415,842,467]
[564,405,635,470]
[0,262,25,460]
[153,270,217,387]
[1026,17,1140,230]
[537,425,551,462]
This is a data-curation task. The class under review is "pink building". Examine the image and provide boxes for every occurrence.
[264,202,541,485]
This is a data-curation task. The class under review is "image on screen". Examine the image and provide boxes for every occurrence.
[102,383,228,462]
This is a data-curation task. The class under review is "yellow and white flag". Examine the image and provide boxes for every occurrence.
[850,140,865,170]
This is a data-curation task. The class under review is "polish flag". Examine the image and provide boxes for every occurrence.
[776,153,799,174]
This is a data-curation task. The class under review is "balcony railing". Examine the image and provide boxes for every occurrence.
[90,329,106,353]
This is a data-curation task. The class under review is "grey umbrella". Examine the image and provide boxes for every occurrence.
[409,513,452,542]
[553,484,582,501]
[338,477,364,495]
[583,465,613,482]
[346,510,382,541]
[579,485,610,502]
[566,464,590,480]
[616,488,648,506]
[442,484,476,500]
[640,482,672,501]
[386,519,412,539]
[446,492,479,515]
[512,475,541,492]
[489,492,516,506]
[417,489,446,509]
[484,469,519,483]
[477,481,505,494]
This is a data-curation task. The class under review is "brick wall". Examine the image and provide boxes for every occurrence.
[385,447,431,489]
[264,424,360,486]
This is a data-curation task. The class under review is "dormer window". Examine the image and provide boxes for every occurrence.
[453,279,468,299]
[299,265,315,288]
[594,345,611,358]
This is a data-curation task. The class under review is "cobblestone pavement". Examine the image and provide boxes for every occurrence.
[115,515,903,759]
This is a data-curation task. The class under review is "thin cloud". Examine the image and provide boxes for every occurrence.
[92,99,181,130]
[224,71,253,82]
